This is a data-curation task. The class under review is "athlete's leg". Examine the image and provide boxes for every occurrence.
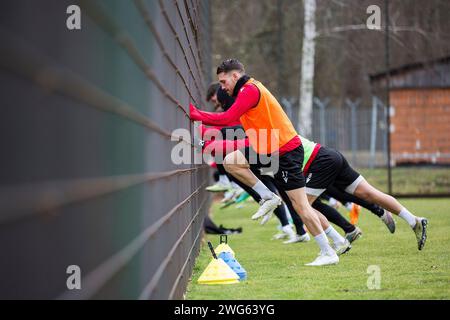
[326,184,395,233]
[264,176,310,242]
[223,150,259,188]
[285,188,325,236]
[352,179,402,214]
[300,148,346,238]
[225,148,338,265]
[326,185,384,218]
[223,150,302,235]
[334,152,428,250]
[223,149,282,220]
[276,185,307,236]
[300,147,357,252]
[306,193,350,253]
[312,199,355,234]
[259,175,290,226]
[222,162,291,231]
[219,163,262,202]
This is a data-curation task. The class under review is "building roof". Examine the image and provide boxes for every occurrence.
[369,55,450,89]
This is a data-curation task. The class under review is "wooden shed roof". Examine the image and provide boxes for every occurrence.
[369,55,450,89]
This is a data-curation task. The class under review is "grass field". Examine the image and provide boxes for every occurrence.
[186,198,450,299]
[358,167,450,195]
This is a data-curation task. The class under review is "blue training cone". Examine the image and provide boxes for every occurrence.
[218,251,247,281]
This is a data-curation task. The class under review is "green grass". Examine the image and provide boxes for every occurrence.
[358,167,450,195]
[186,198,450,299]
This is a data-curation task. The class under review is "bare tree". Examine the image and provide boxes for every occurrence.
[298,0,316,137]
[211,0,450,125]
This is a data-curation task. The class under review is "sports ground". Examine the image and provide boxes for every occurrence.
[187,196,450,299]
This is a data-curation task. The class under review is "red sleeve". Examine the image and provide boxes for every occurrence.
[198,124,223,138]
[203,138,250,158]
[189,83,259,126]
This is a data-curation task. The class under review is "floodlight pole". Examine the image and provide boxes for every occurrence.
[385,0,393,195]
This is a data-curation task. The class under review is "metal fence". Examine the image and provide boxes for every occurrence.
[283,96,389,168]
[0,0,210,299]
[283,94,450,197]
[311,96,389,168]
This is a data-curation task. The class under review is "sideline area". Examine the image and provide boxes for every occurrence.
[187,198,450,299]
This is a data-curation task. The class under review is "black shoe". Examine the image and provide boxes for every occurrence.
[413,217,428,250]
[220,225,243,234]
[205,227,224,235]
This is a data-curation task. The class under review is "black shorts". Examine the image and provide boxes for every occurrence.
[242,145,306,191]
[305,147,362,196]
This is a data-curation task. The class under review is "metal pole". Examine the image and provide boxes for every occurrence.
[320,104,326,145]
[314,97,329,145]
[369,96,378,168]
[277,0,285,98]
[346,99,360,166]
[352,104,357,166]
[282,98,293,120]
[385,0,392,194]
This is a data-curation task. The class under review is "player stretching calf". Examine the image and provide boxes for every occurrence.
[190,59,349,266]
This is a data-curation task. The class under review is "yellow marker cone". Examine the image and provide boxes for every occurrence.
[214,234,235,257]
[197,258,240,285]
[214,243,235,257]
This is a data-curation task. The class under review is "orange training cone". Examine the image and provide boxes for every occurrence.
[350,203,361,225]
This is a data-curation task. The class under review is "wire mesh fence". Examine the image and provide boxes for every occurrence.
[0,0,211,299]
[283,91,450,197]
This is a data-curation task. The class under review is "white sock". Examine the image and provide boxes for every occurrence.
[218,175,230,186]
[252,181,274,200]
[325,225,345,245]
[284,205,293,222]
[282,225,296,238]
[314,232,334,255]
[328,197,338,207]
[345,202,353,211]
[399,207,417,228]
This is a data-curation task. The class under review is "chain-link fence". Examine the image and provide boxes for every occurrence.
[282,90,450,197]
[0,0,211,299]
[209,0,450,199]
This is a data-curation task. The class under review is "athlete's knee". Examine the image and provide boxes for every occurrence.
[223,151,248,172]
[223,151,237,168]
[354,185,375,202]
[291,199,313,217]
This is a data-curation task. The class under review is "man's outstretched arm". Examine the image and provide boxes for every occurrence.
[189,84,259,126]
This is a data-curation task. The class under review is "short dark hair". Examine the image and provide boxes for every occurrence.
[216,59,245,74]
[206,82,221,101]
